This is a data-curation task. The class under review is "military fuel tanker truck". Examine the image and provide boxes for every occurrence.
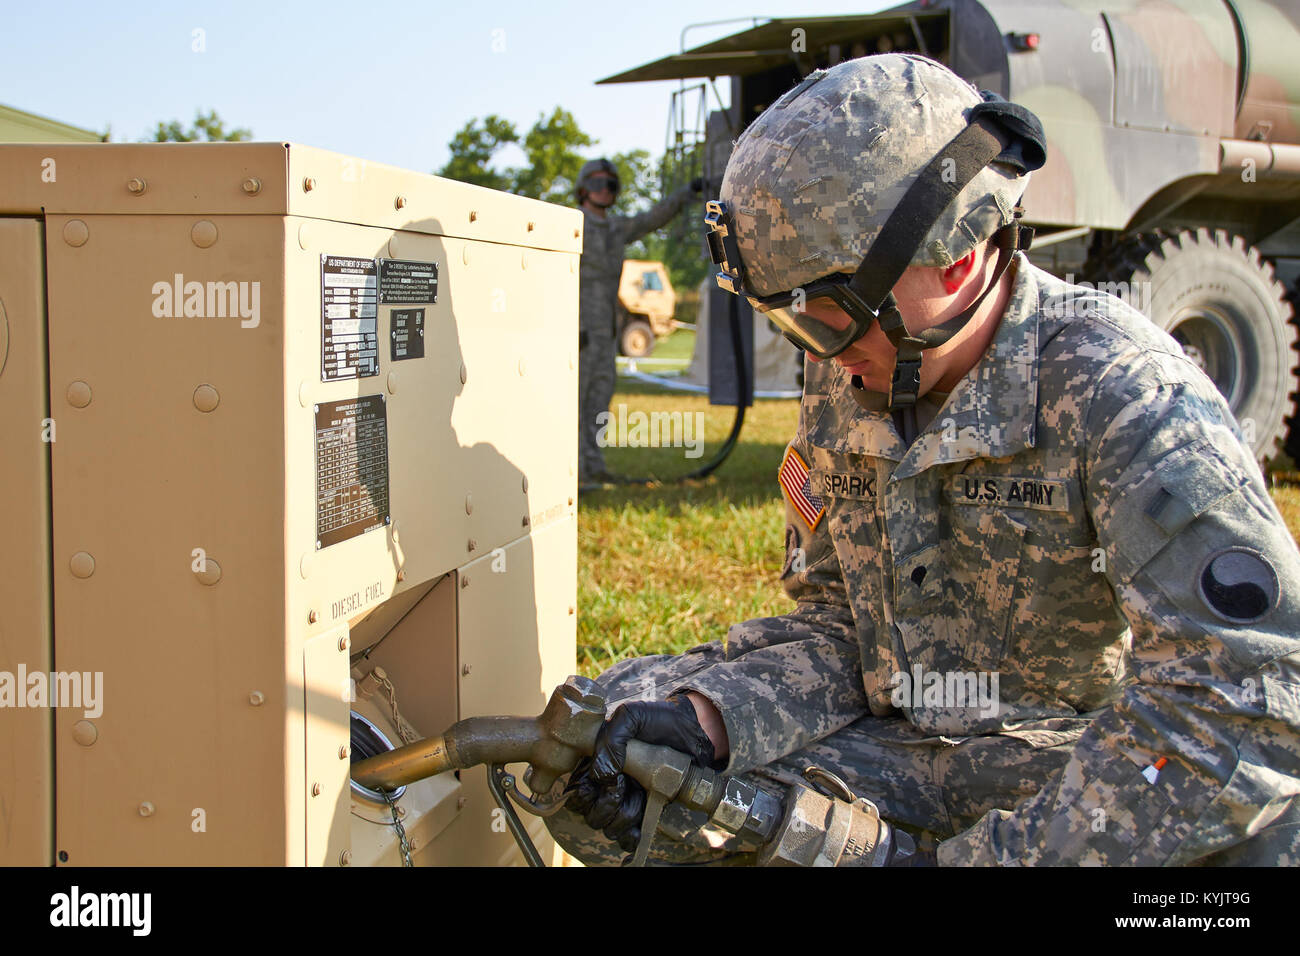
[605,0,1300,462]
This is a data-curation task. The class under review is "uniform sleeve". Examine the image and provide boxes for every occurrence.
[938,377,1300,865]
[616,184,697,246]
[675,440,869,777]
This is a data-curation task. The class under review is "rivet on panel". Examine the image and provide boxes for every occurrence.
[527,221,535,232]
[311,783,321,797]
[66,380,92,407]
[568,606,575,616]
[464,494,473,515]
[573,228,580,238]
[338,745,349,759]
[521,476,529,493]
[62,220,89,247]
[568,497,574,506]
[192,384,220,412]
[462,664,472,676]
[395,195,407,210]
[139,802,155,817]
[242,177,262,195]
[459,363,468,385]
[249,690,265,706]
[69,551,95,579]
[340,850,352,866]
[298,223,313,250]
[386,371,398,394]
[308,610,319,624]
[396,569,406,582]
[522,516,529,526]
[194,557,222,586]
[191,220,218,248]
[126,177,146,195]
[469,210,478,222]
[460,575,469,589]
[338,635,350,652]
[467,538,477,552]
[300,552,314,580]
[72,720,98,747]
[303,177,317,192]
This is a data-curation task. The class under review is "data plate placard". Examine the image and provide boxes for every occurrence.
[321,255,379,381]
[378,258,438,304]
[390,308,425,361]
[315,395,390,549]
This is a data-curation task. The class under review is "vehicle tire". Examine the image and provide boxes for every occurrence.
[620,317,655,358]
[1083,228,1298,464]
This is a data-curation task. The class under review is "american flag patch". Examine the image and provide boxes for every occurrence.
[778,446,826,531]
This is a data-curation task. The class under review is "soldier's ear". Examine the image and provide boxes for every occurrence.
[941,248,979,294]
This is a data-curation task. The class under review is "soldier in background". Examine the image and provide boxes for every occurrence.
[548,55,1300,865]
[575,158,701,485]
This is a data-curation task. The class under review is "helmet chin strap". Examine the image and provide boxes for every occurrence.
[850,219,1030,414]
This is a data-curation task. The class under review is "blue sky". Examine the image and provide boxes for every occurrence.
[2,0,894,175]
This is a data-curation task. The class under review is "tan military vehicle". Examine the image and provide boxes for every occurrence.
[0,141,580,866]
[617,259,677,357]
[605,0,1300,463]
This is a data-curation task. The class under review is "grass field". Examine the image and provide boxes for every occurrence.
[578,331,1300,677]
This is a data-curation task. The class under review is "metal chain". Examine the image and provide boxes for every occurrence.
[380,788,413,867]
[377,674,421,745]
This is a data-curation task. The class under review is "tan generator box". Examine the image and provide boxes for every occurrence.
[0,142,581,866]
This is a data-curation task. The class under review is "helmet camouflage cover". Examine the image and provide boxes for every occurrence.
[721,53,1030,296]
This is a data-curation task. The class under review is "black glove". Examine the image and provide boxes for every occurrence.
[689,176,705,194]
[565,695,717,853]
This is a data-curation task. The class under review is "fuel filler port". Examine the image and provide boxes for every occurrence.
[349,712,407,804]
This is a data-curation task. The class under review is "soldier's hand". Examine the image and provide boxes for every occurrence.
[564,695,717,853]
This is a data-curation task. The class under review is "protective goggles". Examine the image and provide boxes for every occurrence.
[585,175,619,193]
[703,200,902,361]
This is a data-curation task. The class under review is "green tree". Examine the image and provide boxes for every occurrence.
[436,109,708,291]
[510,107,595,204]
[147,109,251,142]
[435,115,519,192]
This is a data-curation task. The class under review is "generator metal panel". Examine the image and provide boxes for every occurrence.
[315,395,390,549]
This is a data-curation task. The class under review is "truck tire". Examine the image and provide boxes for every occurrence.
[1084,228,1298,464]
[620,317,655,358]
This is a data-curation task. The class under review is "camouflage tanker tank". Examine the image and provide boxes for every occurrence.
[603,0,1300,462]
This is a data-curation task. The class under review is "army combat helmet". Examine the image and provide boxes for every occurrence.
[705,53,1046,410]
[576,157,620,208]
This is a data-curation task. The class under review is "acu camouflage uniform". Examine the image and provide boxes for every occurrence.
[549,255,1300,866]
[579,185,696,481]
[548,53,1300,865]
